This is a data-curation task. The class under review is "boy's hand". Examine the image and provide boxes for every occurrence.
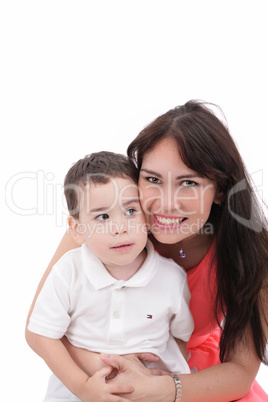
[79,366,133,402]
[123,352,159,366]
[130,352,160,362]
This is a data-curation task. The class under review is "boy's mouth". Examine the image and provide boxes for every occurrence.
[111,243,134,252]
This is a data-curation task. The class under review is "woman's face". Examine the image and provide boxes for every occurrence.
[138,137,219,244]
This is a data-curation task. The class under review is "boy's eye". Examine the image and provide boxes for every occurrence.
[182,180,197,187]
[146,177,161,184]
[125,208,136,216]
[96,213,109,221]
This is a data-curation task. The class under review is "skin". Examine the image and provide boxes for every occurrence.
[138,137,220,269]
[100,139,266,401]
[69,177,148,280]
[26,175,187,400]
[26,139,267,401]
[26,177,149,401]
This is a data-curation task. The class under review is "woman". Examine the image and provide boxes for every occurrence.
[27,100,268,401]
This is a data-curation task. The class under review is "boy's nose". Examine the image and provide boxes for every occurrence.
[112,221,128,237]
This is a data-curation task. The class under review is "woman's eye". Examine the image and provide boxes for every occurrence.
[125,208,136,216]
[147,177,161,184]
[96,213,109,221]
[182,180,197,187]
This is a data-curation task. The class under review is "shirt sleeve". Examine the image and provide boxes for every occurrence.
[170,276,194,342]
[27,266,71,339]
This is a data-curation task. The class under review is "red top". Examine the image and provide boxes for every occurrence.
[157,241,267,400]
[186,241,221,371]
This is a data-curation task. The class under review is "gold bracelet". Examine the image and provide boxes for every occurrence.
[170,373,182,401]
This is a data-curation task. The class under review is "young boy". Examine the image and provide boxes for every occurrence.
[26,151,194,401]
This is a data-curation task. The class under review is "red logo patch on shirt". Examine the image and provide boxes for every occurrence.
[147,314,152,319]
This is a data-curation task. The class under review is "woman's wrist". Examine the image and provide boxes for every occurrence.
[151,374,177,402]
[170,374,182,401]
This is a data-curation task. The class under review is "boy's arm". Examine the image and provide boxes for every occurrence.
[26,330,94,399]
[61,336,115,376]
[62,337,164,377]
[25,329,133,401]
[174,338,188,362]
[26,230,80,328]
[25,231,103,379]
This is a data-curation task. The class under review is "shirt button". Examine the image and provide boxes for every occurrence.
[113,311,120,319]
[116,286,125,292]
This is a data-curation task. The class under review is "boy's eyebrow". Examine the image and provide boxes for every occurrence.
[89,206,110,213]
[122,198,140,207]
[140,168,202,180]
[89,198,140,213]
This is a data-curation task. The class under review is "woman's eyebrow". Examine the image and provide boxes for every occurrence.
[140,168,202,180]
[176,174,203,180]
[140,168,163,178]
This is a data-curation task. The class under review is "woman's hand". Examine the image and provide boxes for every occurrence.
[100,354,175,402]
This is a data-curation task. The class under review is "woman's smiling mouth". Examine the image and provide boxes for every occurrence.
[153,214,188,228]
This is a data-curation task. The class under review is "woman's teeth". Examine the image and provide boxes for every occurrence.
[156,215,185,225]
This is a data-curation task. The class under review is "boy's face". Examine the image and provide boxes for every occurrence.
[72,177,148,272]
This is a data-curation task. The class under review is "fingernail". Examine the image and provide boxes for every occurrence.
[100,353,110,358]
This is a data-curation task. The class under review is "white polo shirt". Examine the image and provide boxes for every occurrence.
[28,240,193,374]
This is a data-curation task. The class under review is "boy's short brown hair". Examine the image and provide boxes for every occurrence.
[64,151,139,218]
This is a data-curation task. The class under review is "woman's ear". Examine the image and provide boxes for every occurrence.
[68,216,85,245]
[214,190,225,206]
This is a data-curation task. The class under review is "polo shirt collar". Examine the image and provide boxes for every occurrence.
[81,239,159,290]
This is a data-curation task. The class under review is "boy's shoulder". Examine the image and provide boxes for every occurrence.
[157,253,187,278]
[146,240,187,279]
[52,246,84,276]
[57,246,83,264]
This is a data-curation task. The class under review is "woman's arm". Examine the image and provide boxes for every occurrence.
[103,285,268,401]
[26,230,80,327]
[26,231,267,401]
[102,325,264,402]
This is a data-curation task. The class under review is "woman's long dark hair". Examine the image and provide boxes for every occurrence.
[127,100,268,364]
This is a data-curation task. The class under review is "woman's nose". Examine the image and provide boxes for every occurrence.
[162,186,180,214]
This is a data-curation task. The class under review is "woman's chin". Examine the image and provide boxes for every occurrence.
[150,230,185,245]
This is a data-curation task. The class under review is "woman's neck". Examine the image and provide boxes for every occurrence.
[149,233,215,271]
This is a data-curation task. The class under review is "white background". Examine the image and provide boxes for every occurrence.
[1,1,267,400]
